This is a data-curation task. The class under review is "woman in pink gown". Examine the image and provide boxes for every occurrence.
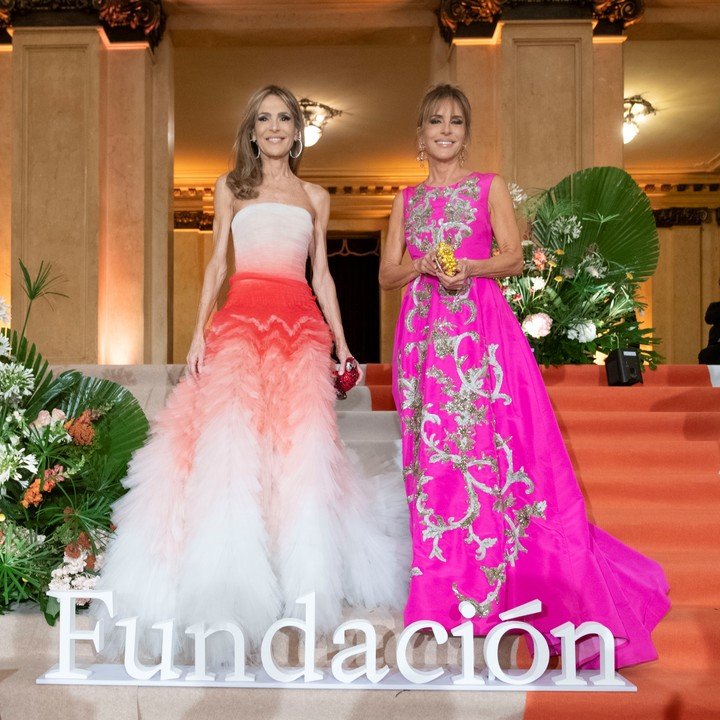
[92,86,408,665]
[379,84,670,668]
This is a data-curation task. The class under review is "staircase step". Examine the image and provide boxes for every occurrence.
[555,410,720,442]
[589,506,720,552]
[546,386,720,413]
[362,364,713,389]
[565,440,720,474]
[576,472,720,509]
[650,550,720,606]
[336,410,401,442]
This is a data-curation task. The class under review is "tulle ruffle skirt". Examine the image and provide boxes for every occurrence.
[92,272,409,664]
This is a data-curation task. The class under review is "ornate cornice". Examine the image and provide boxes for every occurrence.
[437,0,645,42]
[653,207,716,229]
[0,0,166,47]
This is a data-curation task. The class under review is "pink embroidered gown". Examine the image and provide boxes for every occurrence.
[92,203,408,664]
[392,173,670,668]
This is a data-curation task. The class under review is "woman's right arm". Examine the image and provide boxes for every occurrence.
[186,176,234,378]
[379,192,436,291]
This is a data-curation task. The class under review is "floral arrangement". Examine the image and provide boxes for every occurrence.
[0,262,148,623]
[500,167,661,367]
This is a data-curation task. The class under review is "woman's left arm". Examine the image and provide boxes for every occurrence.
[307,185,360,378]
[437,175,524,291]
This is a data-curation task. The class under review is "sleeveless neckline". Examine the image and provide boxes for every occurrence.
[420,172,477,190]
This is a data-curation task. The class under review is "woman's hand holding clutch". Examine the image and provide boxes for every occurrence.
[437,259,472,292]
[413,251,438,277]
[334,345,363,399]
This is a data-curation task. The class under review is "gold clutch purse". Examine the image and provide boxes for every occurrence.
[436,241,458,276]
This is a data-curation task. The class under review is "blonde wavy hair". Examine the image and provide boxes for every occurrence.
[226,85,304,199]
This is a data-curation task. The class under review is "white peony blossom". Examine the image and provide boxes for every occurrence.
[567,321,597,343]
[521,312,553,339]
[530,277,546,292]
[0,297,9,325]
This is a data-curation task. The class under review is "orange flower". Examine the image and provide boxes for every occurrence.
[64,542,82,559]
[21,479,43,509]
[65,409,95,446]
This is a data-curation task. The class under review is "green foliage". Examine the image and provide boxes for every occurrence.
[503,167,662,367]
[0,259,148,619]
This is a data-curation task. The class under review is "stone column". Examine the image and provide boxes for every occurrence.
[99,34,174,364]
[499,20,595,191]
[12,27,102,362]
[0,44,12,305]
[10,25,173,364]
[450,39,501,174]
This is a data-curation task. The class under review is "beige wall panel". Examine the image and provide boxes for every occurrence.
[653,227,707,364]
[592,41,624,168]
[12,29,100,362]
[172,228,212,362]
[671,227,703,364]
[0,51,11,304]
[501,22,593,192]
[700,222,720,348]
[452,44,500,174]
[652,229,674,361]
[99,47,152,365]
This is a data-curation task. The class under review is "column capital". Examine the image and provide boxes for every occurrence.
[0,0,166,48]
[437,0,645,43]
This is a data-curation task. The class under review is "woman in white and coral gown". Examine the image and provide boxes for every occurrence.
[92,85,408,662]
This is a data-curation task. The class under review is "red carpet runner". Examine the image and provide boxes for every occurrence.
[365,363,720,719]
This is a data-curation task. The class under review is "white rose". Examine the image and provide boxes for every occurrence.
[530,277,546,292]
[567,321,597,343]
[521,313,553,339]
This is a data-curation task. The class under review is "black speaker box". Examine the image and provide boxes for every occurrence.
[605,348,643,386]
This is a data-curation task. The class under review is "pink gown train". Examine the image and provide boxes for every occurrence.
[392,173,670,669]
[92,203,409,664]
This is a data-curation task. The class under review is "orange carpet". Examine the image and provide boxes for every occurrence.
[365,363,720,719]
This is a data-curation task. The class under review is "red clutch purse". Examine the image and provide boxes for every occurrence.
[333,358,360,400]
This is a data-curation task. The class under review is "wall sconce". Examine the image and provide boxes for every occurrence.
[623,95,656,145]
[299,98,342,148]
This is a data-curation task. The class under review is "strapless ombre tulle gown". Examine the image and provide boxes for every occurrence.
[92,203,409,663]
[393,173,670,669]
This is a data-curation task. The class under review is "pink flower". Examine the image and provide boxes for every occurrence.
[31,410,51,428]
[521,312,553,339]
[532,250,547,270]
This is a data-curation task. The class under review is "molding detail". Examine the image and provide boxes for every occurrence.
[174,210,213,231]
[0,0,166,47]
[653,207,715,229]
[437,0,645,42]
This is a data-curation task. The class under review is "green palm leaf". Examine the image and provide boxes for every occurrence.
[538,166,659,281]
[58,376,148,476]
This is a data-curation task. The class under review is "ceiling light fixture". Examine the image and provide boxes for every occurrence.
[299,98,342,148]
[623,95,656,145]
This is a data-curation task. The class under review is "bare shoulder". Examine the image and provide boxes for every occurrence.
[301,180,330,205]
[215,173,234,201]
[301,180,330,217]
[488,174,511,206]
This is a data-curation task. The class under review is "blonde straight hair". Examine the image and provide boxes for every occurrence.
[226,85,304,199]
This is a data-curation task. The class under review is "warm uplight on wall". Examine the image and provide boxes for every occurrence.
[299,98,342,148]
[623,95,656,145]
